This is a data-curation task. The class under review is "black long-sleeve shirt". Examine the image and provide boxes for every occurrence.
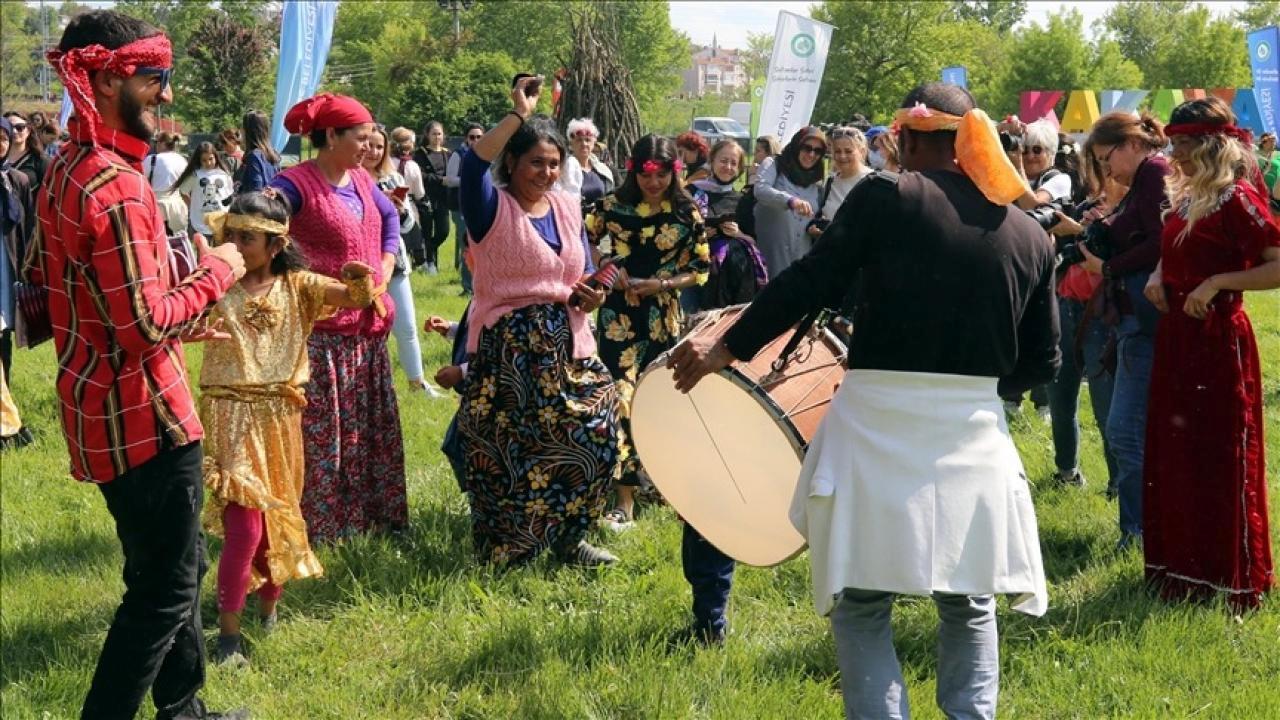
[723,169,1061,397]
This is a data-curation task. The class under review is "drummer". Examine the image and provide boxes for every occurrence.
[671,82,1059,719]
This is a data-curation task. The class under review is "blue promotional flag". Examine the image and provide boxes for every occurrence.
[270,0,338,153]
[1247,26,1280,135]
[941,66,968,89]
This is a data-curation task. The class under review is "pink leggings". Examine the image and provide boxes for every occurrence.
[217,503,283,614]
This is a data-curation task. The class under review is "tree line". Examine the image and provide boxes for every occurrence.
[4,1,1280,135]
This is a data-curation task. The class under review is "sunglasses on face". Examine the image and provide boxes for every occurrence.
[10,123,28,132]
[133,66,172,90]
[467,134,483,140]
[800,144,825,155]
[1022,146,1046,156]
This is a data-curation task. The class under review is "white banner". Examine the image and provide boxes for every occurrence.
[757,11,835,146]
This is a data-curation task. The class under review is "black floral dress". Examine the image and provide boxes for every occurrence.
[587,196,710,486]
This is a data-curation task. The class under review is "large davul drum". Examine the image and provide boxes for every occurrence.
[630,306,846,566]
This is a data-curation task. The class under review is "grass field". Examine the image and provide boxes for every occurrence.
[2,235,1279,719]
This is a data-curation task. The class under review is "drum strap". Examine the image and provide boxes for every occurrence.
[770,308,823,374]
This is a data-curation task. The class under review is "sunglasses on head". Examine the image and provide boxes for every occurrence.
[133,66,172,90]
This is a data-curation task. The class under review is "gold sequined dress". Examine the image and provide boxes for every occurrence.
[199,270,335,590]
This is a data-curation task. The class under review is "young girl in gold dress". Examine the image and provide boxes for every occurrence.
[198,191,381,664]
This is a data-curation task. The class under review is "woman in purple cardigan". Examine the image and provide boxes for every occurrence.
[269,94,407,544]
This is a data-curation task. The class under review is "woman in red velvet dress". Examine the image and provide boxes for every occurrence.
[1144,97,1280,610]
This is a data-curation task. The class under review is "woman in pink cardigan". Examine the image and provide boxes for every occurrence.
[457,76,621,567]
[269,94,407,544]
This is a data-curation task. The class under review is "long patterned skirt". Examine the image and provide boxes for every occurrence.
[458,303,621,565]
[301,331,408,544]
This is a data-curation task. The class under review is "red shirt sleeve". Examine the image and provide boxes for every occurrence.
[84,193,236,353]
[1226,183,1280,266]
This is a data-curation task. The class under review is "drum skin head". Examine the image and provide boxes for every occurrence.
[631,363,808,567]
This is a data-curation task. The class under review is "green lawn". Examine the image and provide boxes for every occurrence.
[3,238,1279,719]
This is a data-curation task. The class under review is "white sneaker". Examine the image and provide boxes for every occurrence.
[600,508,634,532]
[412,379,446,398]
[1003,400,1021,416]
[427,262,439,276]
[1036,405,1051,422]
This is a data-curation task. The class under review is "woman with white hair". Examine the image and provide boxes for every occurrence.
[1011,119,1074,209]
[559,117,615,211]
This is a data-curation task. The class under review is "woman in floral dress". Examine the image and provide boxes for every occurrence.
[589,134,710,528]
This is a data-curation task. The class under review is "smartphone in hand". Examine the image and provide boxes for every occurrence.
[391,186,409,201]
[524,76,544,97]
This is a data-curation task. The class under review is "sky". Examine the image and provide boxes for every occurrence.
[667,1,1250,50]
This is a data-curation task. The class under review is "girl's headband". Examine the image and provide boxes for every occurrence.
[205,211,290,244]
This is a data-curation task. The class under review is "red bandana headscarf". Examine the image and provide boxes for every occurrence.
[283,94,374,135]
[46,34,172,146]
[1164,122,1253,145]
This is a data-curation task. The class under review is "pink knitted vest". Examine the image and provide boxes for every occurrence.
[467,189,596,359]
[280,161,392,336]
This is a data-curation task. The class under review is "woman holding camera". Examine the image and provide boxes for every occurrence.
[1047,143,1124,495]
[1143,97,1278,610]
[1081,111,1170,549]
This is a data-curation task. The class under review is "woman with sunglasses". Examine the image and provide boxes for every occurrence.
[752,126,828,279]
[2,111,47,195]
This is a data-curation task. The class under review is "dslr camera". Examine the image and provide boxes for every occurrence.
[1054,199,1113,265]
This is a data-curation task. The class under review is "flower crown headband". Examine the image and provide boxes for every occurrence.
[625,157,684,174]
[205,210,291,246]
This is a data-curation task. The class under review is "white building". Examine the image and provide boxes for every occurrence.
[681,35,748,97]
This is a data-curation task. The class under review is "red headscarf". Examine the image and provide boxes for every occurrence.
[45,33,172,146]
[283,94,374,135]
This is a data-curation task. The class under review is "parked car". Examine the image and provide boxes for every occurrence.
[691,116,751,153]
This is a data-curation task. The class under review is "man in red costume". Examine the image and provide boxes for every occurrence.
[31,10,247,719]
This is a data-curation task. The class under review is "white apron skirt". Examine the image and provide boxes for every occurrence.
[791,369,1048,617]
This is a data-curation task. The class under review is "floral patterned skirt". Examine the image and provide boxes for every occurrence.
[458,303,621,565]
[300,331,408,544]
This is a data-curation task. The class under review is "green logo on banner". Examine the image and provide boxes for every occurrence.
[791,33,815,58]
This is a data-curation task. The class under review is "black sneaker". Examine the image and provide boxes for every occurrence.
[669,624,726,649]
[1054,469,1086,488]
[160,697,250,719]
[557,540,618,568]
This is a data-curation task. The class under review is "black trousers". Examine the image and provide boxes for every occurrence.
[82,441,210,720]
[423,200,451,266]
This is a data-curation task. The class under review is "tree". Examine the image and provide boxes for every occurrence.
[811,1,967,122]
[1088,40,1145,91]
[387,51,519,133]
[741,31,773,87]
[175,11,276,132]
[950,0,1027,33]
[1233,1,1280,31]
[1,2,39,100]
[1102,1,1250,90]
[999,9,1095,113]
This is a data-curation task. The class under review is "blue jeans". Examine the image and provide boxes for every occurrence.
[1047,295,1118,483]
[830,589,999,720]
[452,210,471,294]
[681,523,735,632]
[1106,273,1157,538]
